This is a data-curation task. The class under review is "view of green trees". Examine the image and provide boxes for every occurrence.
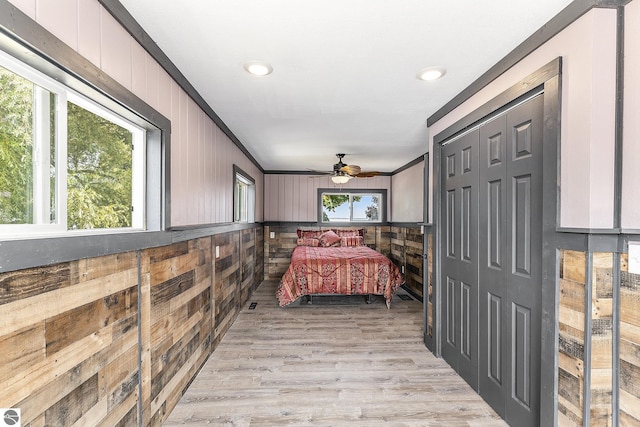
[0,66,34,224]
[322,193,379,222]
[0,65,133,229]
[67,103,132,229]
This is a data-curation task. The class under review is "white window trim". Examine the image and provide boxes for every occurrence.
[0,49,147,238]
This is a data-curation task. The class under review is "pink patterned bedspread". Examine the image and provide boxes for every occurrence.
[277,245,404,308]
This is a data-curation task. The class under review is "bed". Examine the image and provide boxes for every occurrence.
[276,229,404,308]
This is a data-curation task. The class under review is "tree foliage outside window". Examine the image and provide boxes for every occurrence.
[321,192,381,223]
[0,66,34,224]
[0,61,142,233]
[67,102,132,229]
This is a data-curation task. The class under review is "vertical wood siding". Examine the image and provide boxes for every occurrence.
[620,253,640,425]
[589,253,613,425]
[557,250,586,426]
[0,228,263,426]
[6,0,264,227]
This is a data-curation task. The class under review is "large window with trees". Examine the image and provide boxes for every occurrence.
[0,51,145,237]
[319,189,385,223]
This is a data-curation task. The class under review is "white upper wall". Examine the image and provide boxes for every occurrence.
[7,0,264,226]
[622,0,640,230]
[427,8,618,229]
[391,160,424,223]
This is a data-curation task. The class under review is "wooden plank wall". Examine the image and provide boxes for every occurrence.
[264,224,423,299]
[404,227,423,298]
[389,226,405,274]
[264,226,299,279]
[213,231,241,349]
[620,253,640,426]
[0,253,140,426]
[557,249,586,426]
[143,238,212,425]
[374,225,392,257]
[556,248,640,426]
[254,228,265,292]
[0,227,263,426]
[389,226,423,299]
[590,253,613,425]
[240,229,256,306]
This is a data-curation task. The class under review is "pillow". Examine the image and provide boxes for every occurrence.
[319,230,341,247]
[340,236,364,247]
[297,229,323,239]
[296,237,320,247]
[333,228,364,237]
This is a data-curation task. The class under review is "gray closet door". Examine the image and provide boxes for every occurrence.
[440,129,479,390]
[478,94,543,426]
[440,94,543,427]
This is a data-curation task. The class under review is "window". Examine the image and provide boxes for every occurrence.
[233,165,255,223]
[320,190,386,223]
[0,50,145,237]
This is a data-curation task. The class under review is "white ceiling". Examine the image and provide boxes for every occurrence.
[119,0,573,173]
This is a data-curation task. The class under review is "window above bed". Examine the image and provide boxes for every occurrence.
[318,189,386,224]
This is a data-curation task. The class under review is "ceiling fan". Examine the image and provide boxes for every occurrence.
[311,154,380,184]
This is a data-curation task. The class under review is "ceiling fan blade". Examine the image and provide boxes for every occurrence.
[308,169,333,175]
[340,164,361,176]
[354,171,381,178]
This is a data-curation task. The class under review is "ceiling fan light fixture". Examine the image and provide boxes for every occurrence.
[417,66,446,81]
[331,174,351,184]
[243,61,273,76]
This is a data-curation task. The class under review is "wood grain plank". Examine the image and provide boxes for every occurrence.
[0,268,138,336]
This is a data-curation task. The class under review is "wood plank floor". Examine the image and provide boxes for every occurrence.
[164,281,507,426]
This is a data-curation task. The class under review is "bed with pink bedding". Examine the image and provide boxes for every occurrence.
[276,242,404,308]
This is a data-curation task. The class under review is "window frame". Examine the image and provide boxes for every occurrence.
[233,165,255,224]
[0,47,149,238]
[317,188,387,224]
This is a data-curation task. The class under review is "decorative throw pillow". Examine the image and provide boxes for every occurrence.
[296,237,320,247]
[333,228,364,237]
[319,230,341,247]
[297,229,323,239]
[340,236,364,247]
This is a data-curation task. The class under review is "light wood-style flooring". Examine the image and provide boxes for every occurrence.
[164,281,507,426]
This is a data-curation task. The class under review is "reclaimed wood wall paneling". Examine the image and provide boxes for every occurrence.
[0,227,261,426]
[557,249,586,426]
[0,252,140,426]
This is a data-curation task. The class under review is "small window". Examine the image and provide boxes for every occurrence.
[233,165,255,223]
[0,50,145,237]
[320,190,385,223]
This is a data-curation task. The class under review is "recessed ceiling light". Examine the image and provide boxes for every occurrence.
[244,61,273,76]
[417,66,446,81]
